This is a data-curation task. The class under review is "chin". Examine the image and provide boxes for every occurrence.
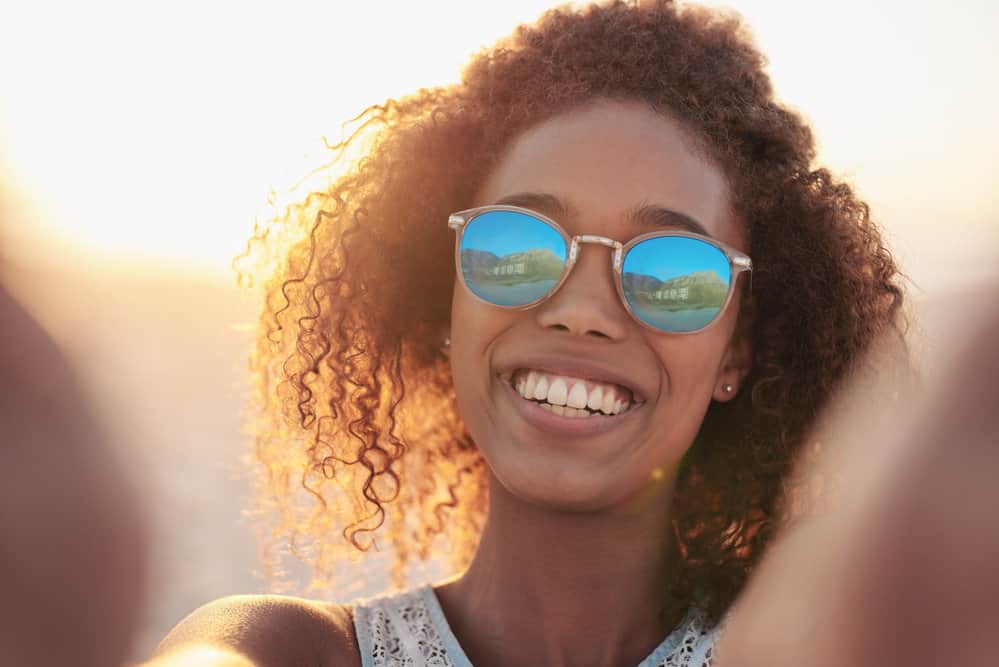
[488,459,654,514]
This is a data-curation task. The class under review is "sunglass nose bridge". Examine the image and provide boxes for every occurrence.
[569,235,624,270]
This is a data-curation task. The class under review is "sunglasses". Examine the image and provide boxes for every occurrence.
[448,205,752,334]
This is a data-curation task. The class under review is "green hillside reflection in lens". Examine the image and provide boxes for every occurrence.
[460,210,567,307]
[622,236,731,332]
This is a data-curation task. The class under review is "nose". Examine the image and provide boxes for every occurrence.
[534,240,630,339]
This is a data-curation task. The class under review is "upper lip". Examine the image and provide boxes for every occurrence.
[495,351,651,404]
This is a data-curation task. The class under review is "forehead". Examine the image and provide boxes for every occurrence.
[477,99,743,248]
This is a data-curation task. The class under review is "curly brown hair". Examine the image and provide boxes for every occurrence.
[236,0,906,623]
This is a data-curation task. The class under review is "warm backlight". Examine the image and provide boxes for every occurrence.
[1,0,995,286]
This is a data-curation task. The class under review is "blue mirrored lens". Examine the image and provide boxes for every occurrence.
[459,210,567,307]
[621,236,732,332]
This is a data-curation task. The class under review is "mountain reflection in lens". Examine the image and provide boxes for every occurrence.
[460,210,567,307]
[622,237,732,332]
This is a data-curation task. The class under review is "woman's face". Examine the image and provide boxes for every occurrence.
[450,98,751,512]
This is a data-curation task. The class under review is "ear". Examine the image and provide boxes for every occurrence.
[713,329,753,403]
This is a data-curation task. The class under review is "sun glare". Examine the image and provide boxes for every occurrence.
[2,0,996,287]
[0,1,555,275]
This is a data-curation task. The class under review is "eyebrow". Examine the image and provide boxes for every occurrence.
[628,203,711,237]
[492,192,570,219]
[491,192,711,237]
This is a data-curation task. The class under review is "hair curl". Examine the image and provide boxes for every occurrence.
[236,0,907,623]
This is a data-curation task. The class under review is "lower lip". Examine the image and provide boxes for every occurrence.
[499,376,641,438]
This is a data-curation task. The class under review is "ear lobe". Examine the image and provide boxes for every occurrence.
[440,330,452,358]
[713,333,753,402]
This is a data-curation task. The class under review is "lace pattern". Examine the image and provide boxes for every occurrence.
[352,585,720,667]
[655,609,719,667]
[354,587,465,667]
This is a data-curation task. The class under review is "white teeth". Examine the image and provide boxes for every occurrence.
[533,375,549,401]
[524,372,537,399]
[587,385,603,411]
[547,378,568,406]
[567,383,588,409]
[513,369,636,417]
[601,390,616,415]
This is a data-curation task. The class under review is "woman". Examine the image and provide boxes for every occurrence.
[151,1,905,665]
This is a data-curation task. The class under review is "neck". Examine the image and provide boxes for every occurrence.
[435,470,684,667]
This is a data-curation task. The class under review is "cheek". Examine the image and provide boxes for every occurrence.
[448,284,503,416]
[643,333,732,463]
[448,286,530,460]
[448,284,477,390]
[450,280,524,356]
[450,282,490,360]
[650,327,732,397]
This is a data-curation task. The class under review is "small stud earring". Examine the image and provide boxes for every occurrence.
[722,384,733,393]
[441,336,451,356]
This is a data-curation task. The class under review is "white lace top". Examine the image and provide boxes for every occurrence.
[352,585,720,667]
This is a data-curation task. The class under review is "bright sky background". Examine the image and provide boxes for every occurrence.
[2,0,997,291]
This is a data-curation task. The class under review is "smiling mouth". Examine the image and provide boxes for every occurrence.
[507,369,642,418]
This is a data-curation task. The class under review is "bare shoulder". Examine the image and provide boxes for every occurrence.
[153,594,361,667]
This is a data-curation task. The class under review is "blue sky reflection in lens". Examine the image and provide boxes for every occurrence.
[622,237,732,332]
[460,210,567,307]
[459,209,734,333]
